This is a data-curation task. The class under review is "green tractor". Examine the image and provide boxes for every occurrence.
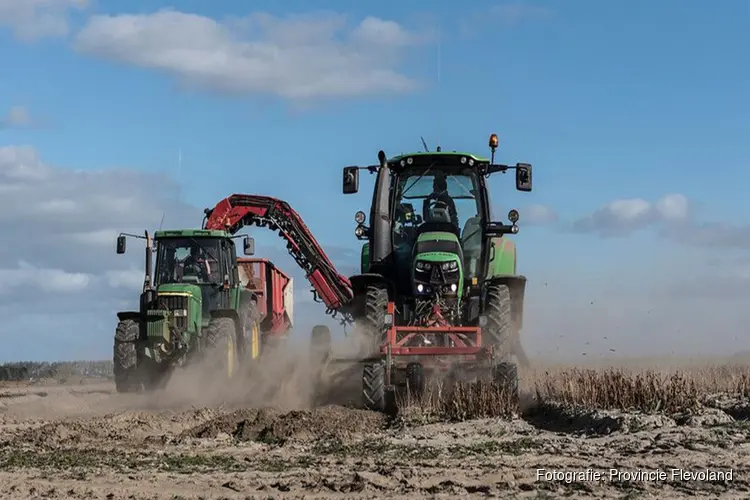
[112,229,262,392]
[341,133,532,410]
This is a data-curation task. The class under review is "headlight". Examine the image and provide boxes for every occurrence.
[173,309,188,317]
[441,261,458,271]
[355,211,366,224]
[415,261,432,271]
[355,225,365,237]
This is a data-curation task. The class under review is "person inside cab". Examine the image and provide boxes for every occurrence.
[423,172,459,227]
[181,244,211,282]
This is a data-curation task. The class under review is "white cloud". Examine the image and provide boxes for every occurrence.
[522,203,558,225]
[73,9,428,100]
[0,261,91,294]
[0,0,89,41]
[570,192,750,249]
[571,193,691,237]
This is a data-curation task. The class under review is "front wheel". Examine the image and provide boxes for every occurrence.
[492,361,519,405]
[357,284,388,356]
[113,319,141,393]
[204,317,239,380]
[484,284,513,361]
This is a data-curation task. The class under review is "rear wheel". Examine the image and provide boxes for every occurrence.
[484,284,513,361]
[204,317,239,379]
[113,319,141,393]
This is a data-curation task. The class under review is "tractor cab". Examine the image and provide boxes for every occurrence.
[153,231,236,319]
[115,229,254,327]
[389,157,487,299]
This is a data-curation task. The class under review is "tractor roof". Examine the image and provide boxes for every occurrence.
[387,151,490,169]
[154,229,230,239]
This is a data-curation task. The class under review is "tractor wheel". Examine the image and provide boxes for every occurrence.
[362,361,387,412]
[405,362,425,400]
[361,284,389,354]
[204,317,239,380]
[113,319,141,393]
[484,284,513,361]
[310,325,332,366]
[492,361,519,405]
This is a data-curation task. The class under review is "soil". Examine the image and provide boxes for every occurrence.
[1,370,748,499]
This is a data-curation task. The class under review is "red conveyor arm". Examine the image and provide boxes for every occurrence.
[203,194,355,315]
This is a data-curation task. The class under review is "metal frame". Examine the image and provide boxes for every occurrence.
[379,302,491,358]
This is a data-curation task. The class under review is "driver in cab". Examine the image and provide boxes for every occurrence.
[422,173,459,227]
[181,245,212,282]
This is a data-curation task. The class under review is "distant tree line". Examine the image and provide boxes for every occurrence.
[0,361,113,382]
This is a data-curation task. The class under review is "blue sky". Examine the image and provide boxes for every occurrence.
[1,0,749,361]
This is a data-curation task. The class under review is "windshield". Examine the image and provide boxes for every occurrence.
[155,237,223,286]
[393,167,485,279]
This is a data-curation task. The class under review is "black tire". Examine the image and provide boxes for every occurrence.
[113,319,141,393]
[361,284,389,354]
[492,361,519,404]
[362,361,386,412]
[204,317,239,379]
[405,362,425,399]
[484,284,513,361]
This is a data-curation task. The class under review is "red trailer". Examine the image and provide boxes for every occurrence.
[237,258,294,344]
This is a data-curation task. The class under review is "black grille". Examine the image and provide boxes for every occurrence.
[155,294,189,330]
[415,240,460,255]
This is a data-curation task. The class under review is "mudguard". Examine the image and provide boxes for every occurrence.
[348,273,396,297]
[116,311,141,323]
[348,273,396,317]
[486,237,517,277]
[485,236,526,329]
[361,242,370,274]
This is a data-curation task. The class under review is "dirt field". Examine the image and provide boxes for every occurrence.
[1,355,749,499]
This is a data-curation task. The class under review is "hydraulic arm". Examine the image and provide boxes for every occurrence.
[203,194,355,322]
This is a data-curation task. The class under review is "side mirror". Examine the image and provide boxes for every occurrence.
[515,163,532,192]
[485,221,518,236]
[243,236,255,256]
[343,166,359,194]
[116,235,126,254]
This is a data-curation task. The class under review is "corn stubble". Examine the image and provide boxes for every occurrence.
[396,364,750,421]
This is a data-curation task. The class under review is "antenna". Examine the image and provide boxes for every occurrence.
[420,136,430,152]
[436,19,442,146]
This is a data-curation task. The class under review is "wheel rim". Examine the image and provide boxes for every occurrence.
[251,323,260,359]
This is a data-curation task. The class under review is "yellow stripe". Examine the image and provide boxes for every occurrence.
[251,323,260,359]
